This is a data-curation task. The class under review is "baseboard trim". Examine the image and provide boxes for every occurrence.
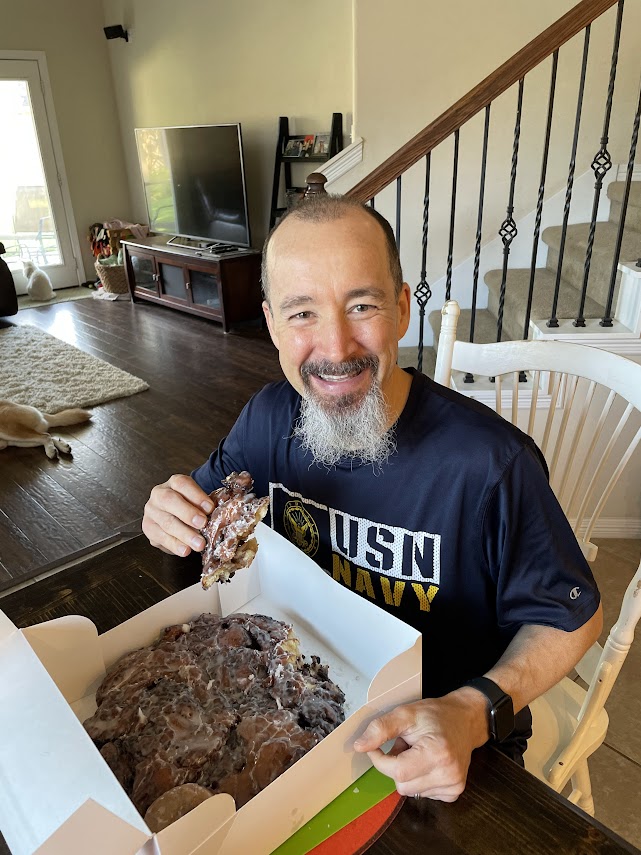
[571,518,641,538]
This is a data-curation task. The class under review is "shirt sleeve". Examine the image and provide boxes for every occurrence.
[480,442,601,633]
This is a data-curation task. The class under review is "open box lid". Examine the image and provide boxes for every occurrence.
[0,524,420,855]
[0,614,150,854]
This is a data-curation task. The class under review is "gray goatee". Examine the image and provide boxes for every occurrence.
[293,357,396,468]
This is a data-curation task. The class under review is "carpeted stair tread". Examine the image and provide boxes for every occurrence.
[398,344,436,378]
[485,267,605,337]
[428,307,505,350]
[607,180,641,235]
[542,221,638,305]
[607,180,641,210]
[543,220,641,259]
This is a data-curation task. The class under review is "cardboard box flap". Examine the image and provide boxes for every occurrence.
[34,799,149,855]
[23,615,104,704]
[368,637,422,702]
[155,793,235,855]
[0,630,148,855]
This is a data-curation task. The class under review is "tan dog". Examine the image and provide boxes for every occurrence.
[0,400,91,459]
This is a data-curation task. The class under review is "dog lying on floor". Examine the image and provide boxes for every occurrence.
[0,400,91,459]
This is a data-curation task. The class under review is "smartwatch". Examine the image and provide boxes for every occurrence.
[464,676,515,743]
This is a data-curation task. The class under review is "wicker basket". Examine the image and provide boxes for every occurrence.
[94,260,128,295]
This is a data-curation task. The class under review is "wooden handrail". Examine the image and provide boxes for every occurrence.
[346,0,619,203]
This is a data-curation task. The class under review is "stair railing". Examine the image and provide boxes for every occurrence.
[305,0,641,376]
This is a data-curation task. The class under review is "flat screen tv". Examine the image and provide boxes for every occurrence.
[135,123,251,247]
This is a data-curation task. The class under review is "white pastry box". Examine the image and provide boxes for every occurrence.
[0,523,421,855]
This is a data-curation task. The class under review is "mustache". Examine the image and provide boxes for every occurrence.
[301,356,379,379]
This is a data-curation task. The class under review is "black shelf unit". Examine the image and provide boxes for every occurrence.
[269,113,343,228]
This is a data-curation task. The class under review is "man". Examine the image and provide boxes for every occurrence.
[143,195,602,802]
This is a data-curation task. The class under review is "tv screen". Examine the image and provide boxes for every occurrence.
[135,124,251,247]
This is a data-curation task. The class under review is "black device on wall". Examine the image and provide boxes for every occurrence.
[103,25,129,41]
[134,124,252,249]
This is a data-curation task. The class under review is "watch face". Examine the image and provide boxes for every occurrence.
[491,694,515,743]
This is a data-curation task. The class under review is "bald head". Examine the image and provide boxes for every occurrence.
[262,195,403,304]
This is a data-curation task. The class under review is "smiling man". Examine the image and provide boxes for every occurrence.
[262,200,412,468]
[142,195,602,803]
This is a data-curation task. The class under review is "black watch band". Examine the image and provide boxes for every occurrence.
[465,676,515,743]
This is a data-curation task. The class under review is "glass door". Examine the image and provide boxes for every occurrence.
[189,267,221,313]
[158,259,189,304]
[129,251,157,293]
[0,58,81,292]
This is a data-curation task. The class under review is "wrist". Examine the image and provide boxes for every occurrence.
[447,686,492,748]
[463,676,515,743]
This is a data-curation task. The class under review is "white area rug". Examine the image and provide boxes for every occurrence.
[0,324,149,412]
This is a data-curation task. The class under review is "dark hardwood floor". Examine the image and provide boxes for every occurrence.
[0,298,283,592]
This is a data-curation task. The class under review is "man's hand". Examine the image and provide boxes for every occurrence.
[142,475,214,557]
[353,688,490,801]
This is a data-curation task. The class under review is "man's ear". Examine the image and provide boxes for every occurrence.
[263,301,280,350]
[397,283,411,340]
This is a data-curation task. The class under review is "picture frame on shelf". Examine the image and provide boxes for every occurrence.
[283,136,305,157]
[313,133,331,156]
[301,134,316,157]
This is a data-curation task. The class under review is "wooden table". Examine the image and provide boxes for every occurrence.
[0,536,638,855]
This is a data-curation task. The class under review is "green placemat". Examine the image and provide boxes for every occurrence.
[272,766,396,855]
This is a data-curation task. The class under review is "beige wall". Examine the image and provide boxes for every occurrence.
[101,0,353,245]
[1,0,132,280]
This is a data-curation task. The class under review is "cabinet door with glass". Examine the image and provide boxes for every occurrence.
[157,258,189,305]
[128,250,157,294]
[187,265,222,316]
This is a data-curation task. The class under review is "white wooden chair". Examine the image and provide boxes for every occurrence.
[435,299,641,815]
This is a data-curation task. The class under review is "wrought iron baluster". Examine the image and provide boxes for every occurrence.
[601,72,641,326]
[445,129,460,302]
[415,154,432,374]
[496,78,524,343]
[464,105,491,384]
[576,0,624,327]
[524,51,559,340]
[395,176,402,247]
[548,25,591,327]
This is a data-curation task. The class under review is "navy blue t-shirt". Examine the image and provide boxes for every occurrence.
[193,369,600,701]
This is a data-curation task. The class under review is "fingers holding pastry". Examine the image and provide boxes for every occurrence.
[142,475,214,557]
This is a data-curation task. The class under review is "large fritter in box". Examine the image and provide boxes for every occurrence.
[0,524,421,855]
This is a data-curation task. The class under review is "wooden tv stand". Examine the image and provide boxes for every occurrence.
[122,236,262,332]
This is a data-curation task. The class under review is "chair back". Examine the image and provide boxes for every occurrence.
[436,301,641,805]
[435,301,641,564]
